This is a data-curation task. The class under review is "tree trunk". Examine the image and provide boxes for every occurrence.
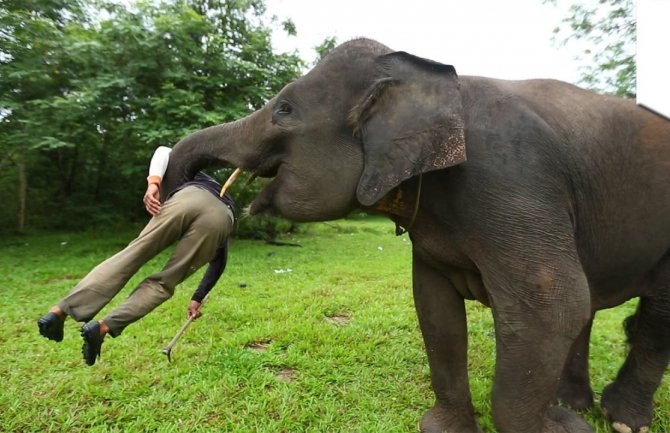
[94,140,108,201]
[0,154,12,173]
[17,157,26,234]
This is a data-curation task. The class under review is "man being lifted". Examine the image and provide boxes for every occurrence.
[37,146,235,366]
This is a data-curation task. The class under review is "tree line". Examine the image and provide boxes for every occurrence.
[1,0,635,234]
[0,0,305,234]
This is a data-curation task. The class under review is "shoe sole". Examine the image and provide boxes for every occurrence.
[37,317,63,342]
[80,324,102,366]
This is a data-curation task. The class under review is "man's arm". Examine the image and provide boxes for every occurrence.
[143,146,172,215]
[187,243,228,320]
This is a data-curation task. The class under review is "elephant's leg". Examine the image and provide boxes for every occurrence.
[486,259,594,433]
[413,257,482,433]
[557,317,595,410]
[601,255,670,433]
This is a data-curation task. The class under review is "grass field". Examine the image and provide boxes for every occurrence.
[0,215,667,432]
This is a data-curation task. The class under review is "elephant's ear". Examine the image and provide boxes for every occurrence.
[351,51,466,206]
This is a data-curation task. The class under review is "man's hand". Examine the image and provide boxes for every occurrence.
[187,300,202,320]
[143,183,161,215]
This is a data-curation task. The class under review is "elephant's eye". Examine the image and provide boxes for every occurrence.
[276,102,292,116]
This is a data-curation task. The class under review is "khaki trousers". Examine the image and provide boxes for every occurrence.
[58,186,233,336]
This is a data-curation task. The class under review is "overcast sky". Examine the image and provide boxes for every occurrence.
[264,0,585,84]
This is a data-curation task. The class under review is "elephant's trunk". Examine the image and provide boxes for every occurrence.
[160,114,254,201]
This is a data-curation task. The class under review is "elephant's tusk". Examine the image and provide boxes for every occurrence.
[220,168,243,197]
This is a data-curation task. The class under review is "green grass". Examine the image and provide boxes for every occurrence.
[0,215,667,432]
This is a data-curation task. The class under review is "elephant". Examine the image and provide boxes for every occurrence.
[160,38,670,433]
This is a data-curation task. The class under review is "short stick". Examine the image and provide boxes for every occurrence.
[161,291,211,362]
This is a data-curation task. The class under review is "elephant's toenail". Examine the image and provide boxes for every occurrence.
[639,427,649,433]
[612,422,633,433]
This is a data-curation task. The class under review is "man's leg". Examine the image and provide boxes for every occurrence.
[39,190,194,344]
[56,205,186,322]
[101,187,233,337]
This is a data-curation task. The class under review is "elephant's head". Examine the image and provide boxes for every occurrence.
[161,38,466,222]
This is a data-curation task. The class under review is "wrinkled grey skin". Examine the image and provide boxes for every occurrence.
[162,39,670,433]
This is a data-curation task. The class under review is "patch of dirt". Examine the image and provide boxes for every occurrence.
[275,367,296,383]
[313,288,333,298]
[245,339,272,353]
[324,314,350,326]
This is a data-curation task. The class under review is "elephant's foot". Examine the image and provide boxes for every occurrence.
[601,382,652,433]
[557,380,594,410]
[419,402,483,433]
[542,407,594,433]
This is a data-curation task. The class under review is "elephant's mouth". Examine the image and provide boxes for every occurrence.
[248,164,284,215]
[225,157,283,215]
[217,156,280,186]
[244,153,283,179]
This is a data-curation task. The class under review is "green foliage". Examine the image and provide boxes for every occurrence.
[281,18,297,36]
[235,213,298,240]
[547,0,635,98]
[313,36,338,66]
[0,0,304,233]
[0,217,667,432]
